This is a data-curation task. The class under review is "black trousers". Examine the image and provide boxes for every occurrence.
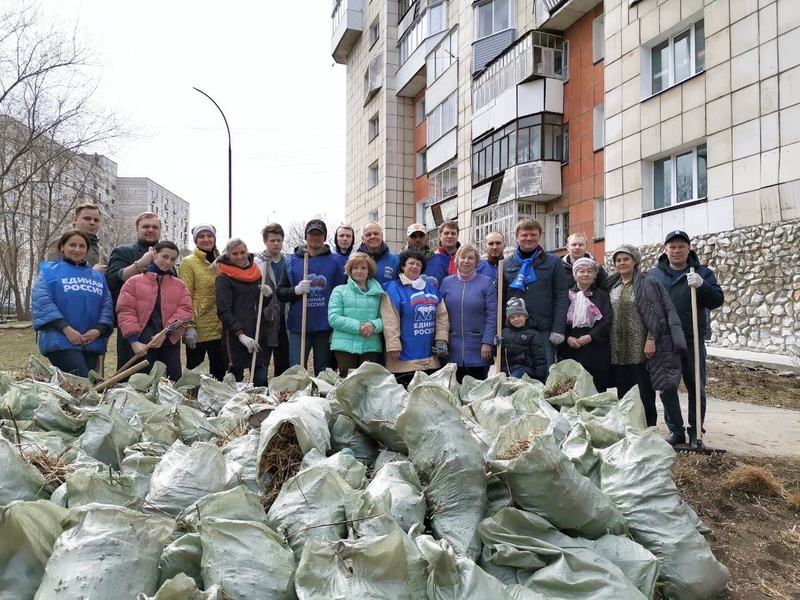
[144,343,182,382]
[185,339,226,380]
[612,362,657,426]
[272,326,290,377]
[456,365,488,383]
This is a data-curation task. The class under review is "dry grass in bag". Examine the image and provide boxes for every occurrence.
[259,422,304,510]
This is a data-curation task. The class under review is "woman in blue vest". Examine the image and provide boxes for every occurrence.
[32,229,114,377]
[380,249,449,387]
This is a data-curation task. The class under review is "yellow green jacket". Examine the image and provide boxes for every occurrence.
[178,247,222,342]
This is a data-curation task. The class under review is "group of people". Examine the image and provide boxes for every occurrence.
[32,205,723,447]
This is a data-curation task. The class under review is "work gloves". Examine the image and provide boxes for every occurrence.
[493,335,503,346]
[434,341,448,358]
[686,272,703,288]
[295,280,311,295]
[184,327,197,350]
[260,284,274,298]
[549,332,565,346]
[238,334,259,354]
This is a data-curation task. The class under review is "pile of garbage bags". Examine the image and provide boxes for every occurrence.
[0,357,730,599]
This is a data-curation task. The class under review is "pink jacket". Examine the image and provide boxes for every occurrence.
[116,271,194,344]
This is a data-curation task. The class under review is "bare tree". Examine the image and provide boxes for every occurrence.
[0,1,124,319]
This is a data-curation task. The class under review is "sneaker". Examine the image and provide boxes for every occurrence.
[689,434,699,448]
[666,432,686,446]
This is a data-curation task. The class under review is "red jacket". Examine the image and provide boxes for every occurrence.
[116,271,193,344]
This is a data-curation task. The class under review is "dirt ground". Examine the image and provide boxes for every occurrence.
[704,357,800,411]
[671,453,800,599]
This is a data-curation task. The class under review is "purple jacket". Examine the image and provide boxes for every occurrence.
[439,273,498,367]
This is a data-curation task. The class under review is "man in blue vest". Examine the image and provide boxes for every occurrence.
[425,220,460,287]
[276,218,345,374]
[355,222,399,285]
[476,231,505,284]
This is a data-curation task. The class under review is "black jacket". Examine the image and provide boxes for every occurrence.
[648,251,724,340]
[215,254,276,371]
[501,319,548,381]
[502,247,570,335]
[558,284,613,374]
[603,270,687,391]
[561,253,608,289]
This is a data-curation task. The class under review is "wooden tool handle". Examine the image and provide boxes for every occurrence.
[300,252,309,371]
[494,259,504,373]
[689,267,702,442]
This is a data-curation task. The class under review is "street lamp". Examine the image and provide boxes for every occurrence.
[193,87,232,239]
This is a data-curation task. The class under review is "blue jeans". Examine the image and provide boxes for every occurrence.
[660,341,707,437]
[45,349,101,378]
[289,330,332,375]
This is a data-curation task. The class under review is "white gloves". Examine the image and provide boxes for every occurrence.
[549,332,565,345]
[295,280,311,295]
[238,334,259,354]
[260,284,273,298]
[184,327,197,350]
[686,272,703,288]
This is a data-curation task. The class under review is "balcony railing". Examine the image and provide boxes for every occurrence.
[472,30,563,113]
[543,0,568,11]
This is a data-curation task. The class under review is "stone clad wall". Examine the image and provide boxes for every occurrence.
[604,218,800,357]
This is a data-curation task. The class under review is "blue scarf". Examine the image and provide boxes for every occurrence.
[510,247,539,291]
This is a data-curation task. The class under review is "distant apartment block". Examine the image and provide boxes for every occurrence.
[116,178,190,249]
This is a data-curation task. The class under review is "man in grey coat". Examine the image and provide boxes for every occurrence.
[649,230,724,446]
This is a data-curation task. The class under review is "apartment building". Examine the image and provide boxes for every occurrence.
[116,178,191,249]
[603,0,800,354]
[331,0,606,255]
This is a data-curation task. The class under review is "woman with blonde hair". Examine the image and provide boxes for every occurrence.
[327,252,384,377]
[179,223,224,379]
[439,243,498,381]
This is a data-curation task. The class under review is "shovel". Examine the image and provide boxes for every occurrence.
[488,259,504,377]
[300,250,309,371]
[248,260,269,385]
[678,267,725,455]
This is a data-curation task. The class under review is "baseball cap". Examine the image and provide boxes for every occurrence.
[407,223,426,236]
[305,219,327,237]
[664,230,691,244]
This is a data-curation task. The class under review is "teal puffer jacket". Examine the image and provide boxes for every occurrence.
[328,277,384,354]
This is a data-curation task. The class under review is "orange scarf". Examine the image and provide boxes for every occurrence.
[219,261,261,283]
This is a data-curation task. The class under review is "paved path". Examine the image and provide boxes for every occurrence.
[656,394,800,459]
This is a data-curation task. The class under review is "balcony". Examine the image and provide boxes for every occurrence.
[472,30,564,114]
[534,0,602,31]
[331,0,363,64]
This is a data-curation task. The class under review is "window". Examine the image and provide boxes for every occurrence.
[547,210,570,250]
[369,18,380,47]
[398,0,412,22]
[427,92,457,145]
[415,98,426,125]
[648,19,704,95]
[368,210,379,222]
[416,149,427,178]
[593,104,604,151]
[557,123,569,164]
[651,143,707,209]
[429,158,458,202]
[368,114,379,142]
[475,0,513,40]
[428,29,458,82]
[368,161,379,189]
[471,114,565,185]
[473,200,535,246]
[594,197,605,240]
[556,40,569,81]
[592,15,604,63]
[399,3,446,65]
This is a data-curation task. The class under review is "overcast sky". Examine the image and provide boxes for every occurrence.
[41,0,347,250]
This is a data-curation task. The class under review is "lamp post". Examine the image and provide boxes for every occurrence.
[193,87,232,238]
